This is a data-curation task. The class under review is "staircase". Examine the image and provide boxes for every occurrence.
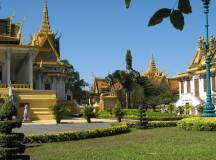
[30,106,53,120]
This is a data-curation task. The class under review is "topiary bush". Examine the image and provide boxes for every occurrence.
[112,102,125,122]
[178,117,216,131]
[137,105,148,129]
[0,101,30,159]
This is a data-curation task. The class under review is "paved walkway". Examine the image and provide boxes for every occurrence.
[14,118,117,135]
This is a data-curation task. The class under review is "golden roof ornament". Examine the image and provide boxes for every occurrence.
[147,54,157,74]
[40,0,52,34]
[197,36,205,49]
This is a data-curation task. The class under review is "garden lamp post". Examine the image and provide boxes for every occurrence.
[202,0,216,117]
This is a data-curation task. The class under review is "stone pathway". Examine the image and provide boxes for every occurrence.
[14,118,117,135]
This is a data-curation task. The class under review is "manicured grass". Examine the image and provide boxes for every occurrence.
[26,127,216,160]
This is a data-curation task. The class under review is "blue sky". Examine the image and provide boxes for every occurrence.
[1,0,216,84]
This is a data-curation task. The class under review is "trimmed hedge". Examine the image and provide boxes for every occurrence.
[178,117,216,131]
[24,125,130,144]
[111,121,177,128]
[98,111,186,121]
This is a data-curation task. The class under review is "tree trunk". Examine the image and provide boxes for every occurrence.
[125,92,129,109]
[118,117,122,122]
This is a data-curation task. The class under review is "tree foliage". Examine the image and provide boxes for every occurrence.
[125,0,192,31]
[126,49,132,71]
[63,59,88,104]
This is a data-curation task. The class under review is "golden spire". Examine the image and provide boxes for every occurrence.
[40,0,52,34]
[147,54,157,73]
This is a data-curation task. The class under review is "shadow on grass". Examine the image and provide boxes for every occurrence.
[26,144,42,149]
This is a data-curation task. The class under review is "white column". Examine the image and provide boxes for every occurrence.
[179,81,182,97]
[29,53,33,89]
[191,77,195,96]
[6,49,11,85]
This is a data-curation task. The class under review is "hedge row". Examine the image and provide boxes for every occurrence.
[24,125,130,144]
[111,121,177,128]
[98,113,185,121]
[178,117,216,131]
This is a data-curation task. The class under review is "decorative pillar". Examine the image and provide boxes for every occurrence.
[6,49,11,85]
[202,0,216,117]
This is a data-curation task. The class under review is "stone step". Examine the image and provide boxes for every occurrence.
[33,111,52,115]
[32,114,54,120]
[31,108,50,111]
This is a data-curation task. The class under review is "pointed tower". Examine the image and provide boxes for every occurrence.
[144,54,168,84]
[40,0,52,34]
[147,54,157,73]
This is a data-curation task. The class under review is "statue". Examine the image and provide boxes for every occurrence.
[23,104,30,122]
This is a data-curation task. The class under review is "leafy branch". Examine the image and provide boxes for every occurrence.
[125,0,192,31]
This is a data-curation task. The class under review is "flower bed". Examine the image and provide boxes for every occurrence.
[24,125,130,144]
[178,117,216,131]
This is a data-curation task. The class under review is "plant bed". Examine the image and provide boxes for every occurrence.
[178,117,216,131]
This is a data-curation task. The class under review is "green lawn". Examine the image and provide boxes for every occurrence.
[26,127,216,160]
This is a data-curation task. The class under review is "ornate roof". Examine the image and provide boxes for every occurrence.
[30,0,60,60]
[176,35,216,78]
[144,54,168,83]
[0,16,24,44]
[40,0,53,35]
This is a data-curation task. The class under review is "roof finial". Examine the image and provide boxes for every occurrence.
[40,0,52,34]
[147,54,157,73]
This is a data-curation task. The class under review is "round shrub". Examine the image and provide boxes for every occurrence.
[178,117,216,131]
[0,102,17,120]
[0,120,22,134]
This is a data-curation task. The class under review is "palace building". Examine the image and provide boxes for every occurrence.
[175,36,216,111]
[0,0,77,120]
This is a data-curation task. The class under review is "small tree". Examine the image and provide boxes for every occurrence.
[168,104,175,114]
[112,102,125,122]
[0,101,30,159]
[51,104,68,124]
[176,106,184,115]
[184,104,191,115]
[83,106,96,123]
[137,105,148,129]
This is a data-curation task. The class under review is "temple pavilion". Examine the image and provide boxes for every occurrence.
[91,54,178,111]
[144,54,179,92]
[0,0,78,120]
[175,36,216,112]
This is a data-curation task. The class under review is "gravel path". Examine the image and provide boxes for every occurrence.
[14,123,111,135]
